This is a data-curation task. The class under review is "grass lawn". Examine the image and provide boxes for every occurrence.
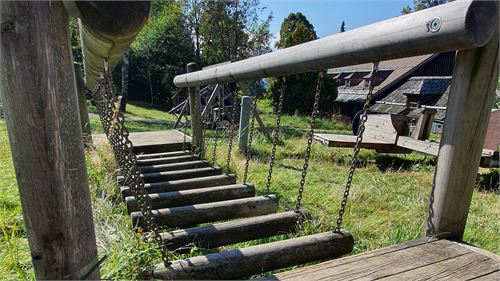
[0,100,498,279]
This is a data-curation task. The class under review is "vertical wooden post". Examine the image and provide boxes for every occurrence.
[74,63,92,146]
[238,96,252,151]
[426,31,499,239]
[187,62,202,150]
[0,2,100,279]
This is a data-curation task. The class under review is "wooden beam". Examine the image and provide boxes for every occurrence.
[187,63,203,150]
[0,2,99,279]
[74,63,92,147]
[132,195,279,229]
[426,29,499,239]
[153,230,353,280]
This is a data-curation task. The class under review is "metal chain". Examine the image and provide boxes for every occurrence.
[334,62,379,232]
[265,77,286,196]
[242,96,257,185]
[181,99,189,152]
[225,91,238,174]
[91,67,170,266]
[295,72,324,212]
[211,113,220,164]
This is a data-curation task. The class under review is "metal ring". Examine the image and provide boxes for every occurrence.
[428,17,441,33]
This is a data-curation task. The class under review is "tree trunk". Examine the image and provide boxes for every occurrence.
[0,1,99,279]
[120,50,129,112]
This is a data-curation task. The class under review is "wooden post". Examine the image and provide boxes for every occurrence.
[0,2,100,279]
[238,96,252,151]
[187,63,202,150]
[74,63,92,147]
[411,108,436,140]
[426,31,499,239]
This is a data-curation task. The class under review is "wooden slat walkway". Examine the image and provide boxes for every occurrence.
[261,238,500,280]
[93,129,191,154]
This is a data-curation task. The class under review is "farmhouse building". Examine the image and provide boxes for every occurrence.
[328,52,455,126]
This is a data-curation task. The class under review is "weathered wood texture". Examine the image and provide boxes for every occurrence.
[125,184,256,212]
[137,155,196,166]
[187,63,203,149]
[314,133,410,153]
[427,30,499,239]
[261,239,500,280]
[174,0,498,87]
[139,160,209,173]
[153,230,353,280]
[132,195,279,229]
[120,174,237,197]
[0,2,99,279]
[411,108,436,140]
[92,130,191,155]
[74,63,92,140]
[161,210,308,251]
[118,166,222,184]
[76,1,150,88]
[136,150,190,160]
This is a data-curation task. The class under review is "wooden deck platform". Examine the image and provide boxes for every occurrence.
[262,238,500,280]
[314,133,410,153]
[93,130,191,154]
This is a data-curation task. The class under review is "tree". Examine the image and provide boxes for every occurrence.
[267,12,337,115]
[340,21,345,32]
[183,0,204,64]
[401,0,451,14]
[128,0,195,106]
[275,12,317,49]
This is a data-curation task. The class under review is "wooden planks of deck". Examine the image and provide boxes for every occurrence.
[93,130,191,154]
[261,239,500,280]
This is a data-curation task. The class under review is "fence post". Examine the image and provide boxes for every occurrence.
[0,1,100,279]
[238,96,252,151]
[74,63,92,147]
[187,63,202,150]
[426,31,499,239]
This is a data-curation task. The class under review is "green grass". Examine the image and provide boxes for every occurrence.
[0,100,499,279]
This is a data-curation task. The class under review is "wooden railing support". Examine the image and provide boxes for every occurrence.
[426,30,499,239]
[187,63,202,150]
[238,96,252,151]
[74,63,92,147]
[0,2,100,279]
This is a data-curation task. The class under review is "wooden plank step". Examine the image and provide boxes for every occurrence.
[140,160,210,173]
[131,195,279,229]
[152,230,354,280]
[125,184,256,213]
[161,210,309,251]
[136,150,190,160]
[136,155,196,166]
[118,167,222,184]
[120,174,237,197]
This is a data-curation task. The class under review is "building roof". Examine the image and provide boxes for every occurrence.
[370,76,452,122]
[330,54,435,104]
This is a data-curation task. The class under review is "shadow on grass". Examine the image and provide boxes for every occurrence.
[476,169,499,193]
[374,154,436,172]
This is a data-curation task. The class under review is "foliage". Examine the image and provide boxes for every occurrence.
[69,19,82,63]
[267,12,337,115]
[275,12,316,49]
[401,0,451,14]
[183,0,272,66]
[126,0,195,106]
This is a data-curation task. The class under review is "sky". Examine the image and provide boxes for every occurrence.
[260,0,414,46]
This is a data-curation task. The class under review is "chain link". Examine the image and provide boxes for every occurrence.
[242,96,257,185]
[295,72,323,212]
[334,62,379,232]
[91,67,170,266]
[211,113,220,164]
[265,77,286,196]
[225,90,238,174]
